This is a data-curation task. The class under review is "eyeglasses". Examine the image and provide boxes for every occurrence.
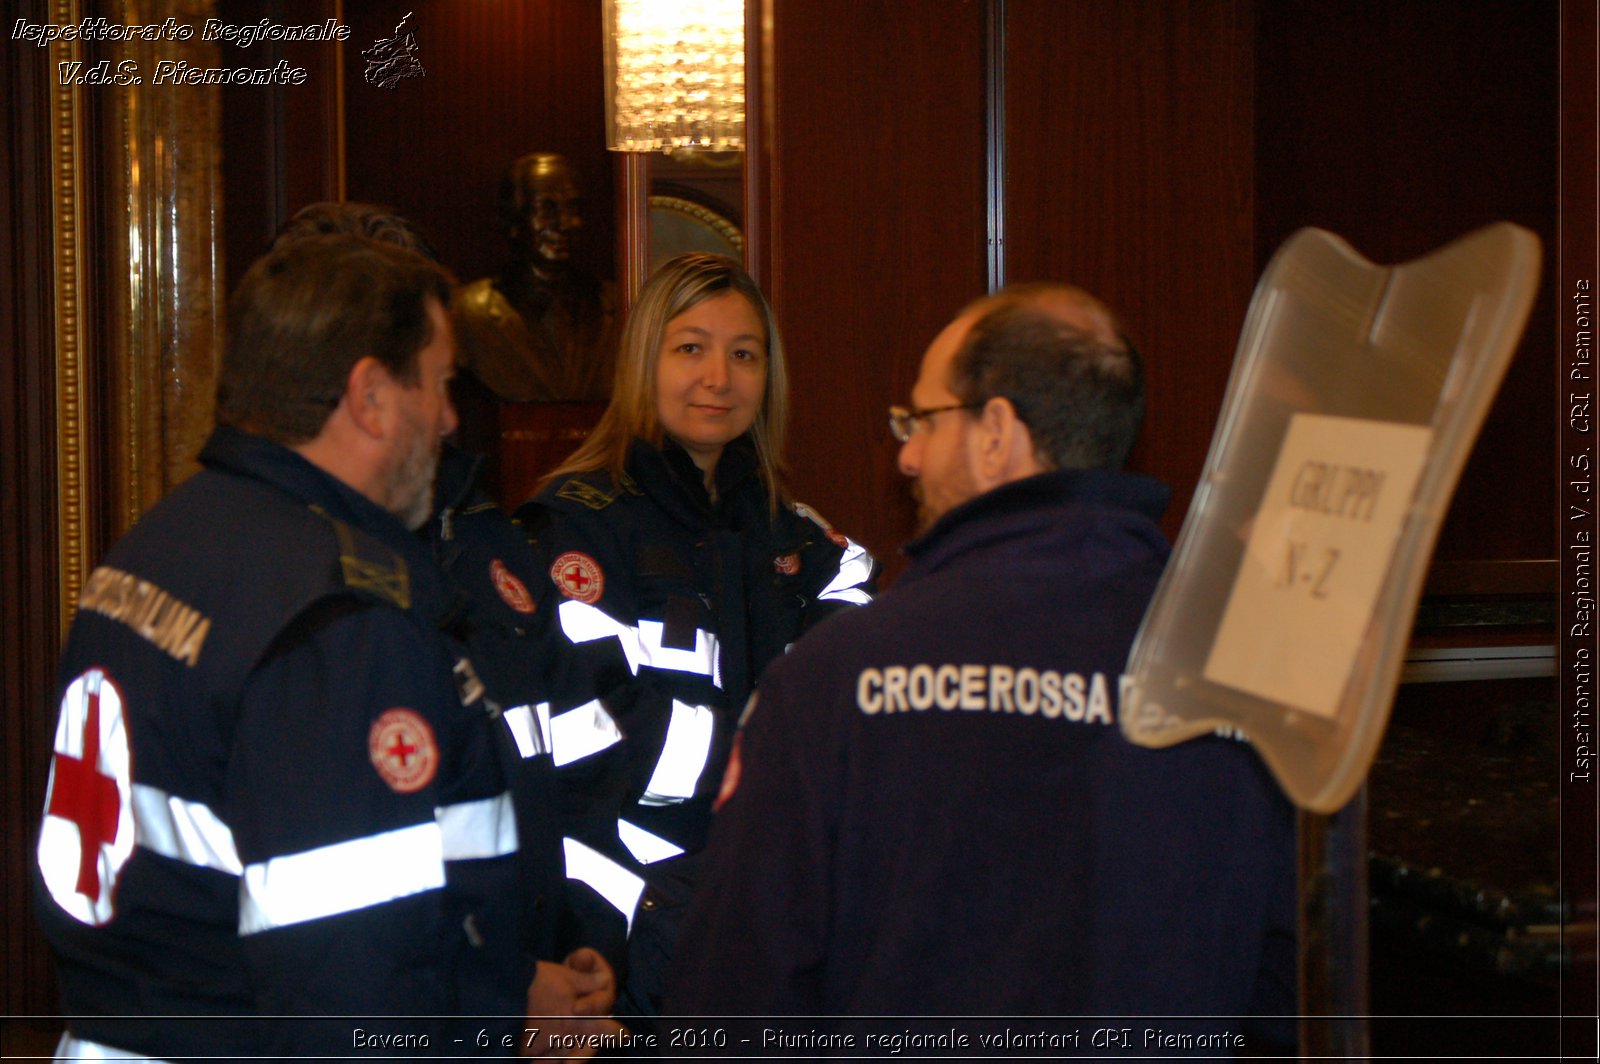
[888,402,983,443]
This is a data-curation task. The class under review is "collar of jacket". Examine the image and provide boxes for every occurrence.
[628,434,762,528]
[901,467,1171,577]
[431,442,489,531]
[200,424,463,626]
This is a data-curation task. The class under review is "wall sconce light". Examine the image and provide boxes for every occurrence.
[603,0,745,153]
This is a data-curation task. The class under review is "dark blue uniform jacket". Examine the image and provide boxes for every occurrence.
[667,469,1297,1046]
[516,435,877,1019]
[33,427,536,1058]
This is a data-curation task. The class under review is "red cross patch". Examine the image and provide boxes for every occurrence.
[774,552,801,576]
[38,668,134,926]
[550,551,604,604]
[490,559,536,615]
[368,709,438,794]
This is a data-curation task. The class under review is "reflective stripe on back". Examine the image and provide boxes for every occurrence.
[436,792,519,861]
[239,821,445,934]
[818,538,874,605]
[618,818,685,865]
[503,703,553,759]
[563,836,645,932]
[56,1033,174,1062]
[639,700,715,807]
[549,699,623,767]
[131,783,242,875]
[558,600,723,687]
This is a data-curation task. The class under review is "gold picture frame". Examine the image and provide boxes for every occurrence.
[48,0,227,631]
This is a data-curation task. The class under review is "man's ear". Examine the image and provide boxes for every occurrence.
[343,356,392,439]
[975,395,1033,482]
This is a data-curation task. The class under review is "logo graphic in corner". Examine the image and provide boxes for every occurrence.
[38,668,135,926]
[490,559,537,615]
[774,552,801,576]
[368,709,438,794]
[550,551,604,604]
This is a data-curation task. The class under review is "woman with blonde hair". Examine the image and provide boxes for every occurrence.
[518,252,875,1029]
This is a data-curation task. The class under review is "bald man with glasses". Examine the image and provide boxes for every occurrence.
[668,283,1296,1049]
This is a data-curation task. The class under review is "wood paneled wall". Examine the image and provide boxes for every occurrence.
[222,0,615,290]
[1005,0,1256,543]
[1255,0,1557,564]
[766,0,990,569]
[339,1,615,289]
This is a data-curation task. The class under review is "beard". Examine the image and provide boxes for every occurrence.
[911,481,936,533]
[910,465,977,534]
[384,410,440,531]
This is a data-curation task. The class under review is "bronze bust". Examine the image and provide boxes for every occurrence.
[456,153,619,403]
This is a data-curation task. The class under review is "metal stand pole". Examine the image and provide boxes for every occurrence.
[1299,784,1371,1058]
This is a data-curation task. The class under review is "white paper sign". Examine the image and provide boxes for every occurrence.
[1202,413,1433,718]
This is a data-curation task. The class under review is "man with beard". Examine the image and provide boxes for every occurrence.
[667,284,1296,1047]
[33,234,620,1059]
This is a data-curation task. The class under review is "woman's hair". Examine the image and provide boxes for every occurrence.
[539,253,789,511]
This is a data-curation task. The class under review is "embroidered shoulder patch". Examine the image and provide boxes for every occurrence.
[315,507,410,609]
[556,479,615,511]
[368,709,438,794]
[550,551,604,604]
[490,559,537,614]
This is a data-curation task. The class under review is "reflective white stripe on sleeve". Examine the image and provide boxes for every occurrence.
[131,783,243,876]
[817,537,874,605]
[618,818,686,865]
[503,703,553,759]
[56,1032,174,1062]
[563,837,645,932]
[437,792,519,861]
[550,699,624,767]
[639,700,715,807]
[558,600,723,687]
[239,822,444,935]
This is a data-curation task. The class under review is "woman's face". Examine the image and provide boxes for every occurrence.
[655,290,768,473]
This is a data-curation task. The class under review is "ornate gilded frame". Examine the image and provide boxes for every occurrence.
[48,0,90,630]
[48,0,226,631]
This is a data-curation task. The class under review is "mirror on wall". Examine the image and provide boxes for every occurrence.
[215,1,750,504]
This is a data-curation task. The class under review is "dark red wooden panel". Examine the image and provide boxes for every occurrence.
[767,0,989,578]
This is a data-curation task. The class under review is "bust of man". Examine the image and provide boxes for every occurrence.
[456,153,619,403]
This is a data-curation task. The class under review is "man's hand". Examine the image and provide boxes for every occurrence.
[521,948,625,1060]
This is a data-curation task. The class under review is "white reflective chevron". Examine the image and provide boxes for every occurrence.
[639,700,715,807]
[131,783,243,875]
[558,600,723,687]
[436,792,519,861]
[563,836,645,932]
[818,537,874,605]
[503,703,553,759]
[550,699,623,767]
[618,819,685,865]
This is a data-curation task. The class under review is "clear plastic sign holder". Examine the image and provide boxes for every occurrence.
[1122,222,1540,813]
[1119,223,1539,1055]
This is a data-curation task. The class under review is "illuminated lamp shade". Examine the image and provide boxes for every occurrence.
[603,0,745,153]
